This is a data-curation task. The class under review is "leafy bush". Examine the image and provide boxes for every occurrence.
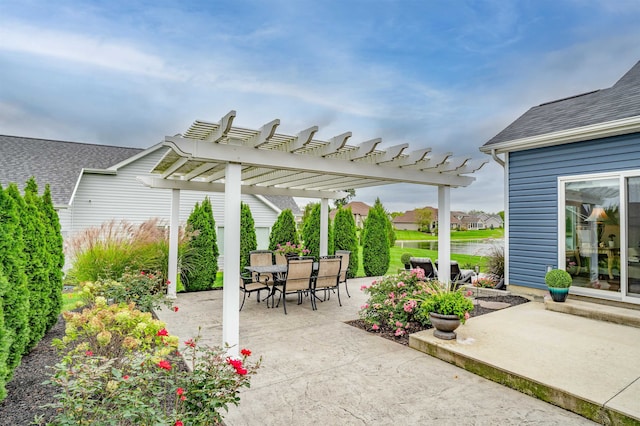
[240,202,257,272]
[362,198,390,276]
[333,206,359,279]
[269,209,299,250]
[48,303,259,425]
[184,198,219,292]
[358,269,432,336]
[400,253,412,266]
[545,269,572,288]
[301,203,322,259]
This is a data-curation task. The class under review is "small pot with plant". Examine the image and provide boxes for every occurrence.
[545,269,572,302]
[400,252,412,270]
[418,282,475,340]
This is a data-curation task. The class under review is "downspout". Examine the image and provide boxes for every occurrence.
[491,149,505,167]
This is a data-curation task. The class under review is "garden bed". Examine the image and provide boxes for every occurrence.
[346,295,530,346]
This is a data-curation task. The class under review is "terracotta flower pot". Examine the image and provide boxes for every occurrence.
[429,312,461,340]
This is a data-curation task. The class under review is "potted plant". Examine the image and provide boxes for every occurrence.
[608,234,616,248]
[275,242,310,258]
[418,282,474,340]
[400,252,412,270]
[545,269,572,302]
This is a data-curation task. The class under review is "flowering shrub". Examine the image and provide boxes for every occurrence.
[472,276,497,288]
[275,242,310,256]
[358,269,433,336]
[417,283,475,324]
[76,269,173,312]
[47,304,260,425]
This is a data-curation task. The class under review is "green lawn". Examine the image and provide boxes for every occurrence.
[62,291,85,312]
[395,228,503,241]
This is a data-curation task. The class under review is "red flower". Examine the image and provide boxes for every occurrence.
[176,388,184,396]
[166,280,171,285]
[123,375,130,380]
[140,271,146,275]
[236,367,248,375]
[184,339,196,348]
[180,395,186,401]
[157,360,172,370]
[226,357,242,369]
[157,328,169,337]
[240,348,252,357]
[172,306,179,312]
[85,350,93,356]
[175,421,183,426]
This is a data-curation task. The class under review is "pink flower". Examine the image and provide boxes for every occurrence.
[395,328,405,336]
[180,395,186,401]
[123,375,129,380]
[241,348,252,356]
[464,312,470,320]
[360,284,368,291]
[157,360,172,370]
[166,280,171,285]
[172,306,179,312]
[85,350,93,356]
[360,303,369,309]
[157,328,169,337]
[465,290,473,297]
[397,281,405,288]
[395,321,403,328]
[372,324,379,331]
[184,338,196,348]
[140,271,146,275]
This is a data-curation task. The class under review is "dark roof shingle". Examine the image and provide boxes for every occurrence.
[0,135,143,205]
[484,60,640,146]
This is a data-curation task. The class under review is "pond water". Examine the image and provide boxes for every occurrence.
[396,239,503,257]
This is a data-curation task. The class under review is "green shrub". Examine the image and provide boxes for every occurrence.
[268,209,299,250]
[362,198,390,276]
[400,252,412,266]
[240,202,257,272]
[333,206,359,278]
[545,269,572,288]
[41,185,64,330]
[184,198,219,291]
[301,203,321,259]
[418,285,475,323]
[0,269,9,401]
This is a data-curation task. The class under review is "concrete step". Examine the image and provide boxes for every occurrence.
[545,298,640,328]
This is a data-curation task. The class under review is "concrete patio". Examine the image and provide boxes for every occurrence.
[156,277,638,425]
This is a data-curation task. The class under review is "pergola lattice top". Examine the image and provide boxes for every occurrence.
[147,110,487,199]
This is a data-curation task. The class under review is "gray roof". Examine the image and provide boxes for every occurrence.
[0,135,143,205]
[484,60,640,146]
[0,134,301,212]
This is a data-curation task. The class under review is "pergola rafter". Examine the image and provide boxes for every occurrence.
[138,110,486,355]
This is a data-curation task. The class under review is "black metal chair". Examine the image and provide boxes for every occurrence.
[409,257,437,279]
[239,275,270,311]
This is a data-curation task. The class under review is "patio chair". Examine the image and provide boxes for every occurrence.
[335,250,351,297]
[435,260,476,287]
[239,275,270,311]
[250,250,275,283]
[409,257,437,279]
[274,252,288,265]
[274,257,314,314]
[312,256,342,310]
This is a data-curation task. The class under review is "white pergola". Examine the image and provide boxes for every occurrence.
[139,110,487,355]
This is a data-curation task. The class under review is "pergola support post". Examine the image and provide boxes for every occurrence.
[438,185,451,284]
[222,162,241,356]
[167,189,180,299]
[320,198,329,256]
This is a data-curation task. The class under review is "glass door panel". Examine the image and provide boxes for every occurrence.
[626,177,640,298]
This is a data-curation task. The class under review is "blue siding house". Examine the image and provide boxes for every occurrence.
[481,60,640,305]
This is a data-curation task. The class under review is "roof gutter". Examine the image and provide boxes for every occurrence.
[480,115,640,155]
[490,149,505,168]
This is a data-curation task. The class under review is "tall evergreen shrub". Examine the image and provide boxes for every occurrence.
[41,185,64,330]
[301,203,321,259]
[0,266,10,400]
[0,185,29,381]
[240,202,257,271]
[21,178,52,350]
[362,198,390,276]
[184,198,219,291]
[268,209,299,249]
[333,206,359,278]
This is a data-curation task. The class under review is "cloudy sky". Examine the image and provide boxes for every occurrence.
[2,0,640,213]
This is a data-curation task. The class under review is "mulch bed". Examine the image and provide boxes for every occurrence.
[345,295,530,346]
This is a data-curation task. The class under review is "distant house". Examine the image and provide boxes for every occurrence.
[393,207,502,231]
[329,201,371,228]
[0,135,300,265]
[481,60,640,306]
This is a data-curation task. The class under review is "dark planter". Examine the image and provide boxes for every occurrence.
[429,312,461,340]
[548,287,569,302]
[404,263,411,270]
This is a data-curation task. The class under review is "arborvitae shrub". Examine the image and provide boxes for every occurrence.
[240,202,257,271]
[268,209,299,250]
[0,185,30,379]
[184,198,219,291]
[0,268,10,400]
[41,184,64,331]
[333,206,359,278]
[363,198,390,276]
[301,203,321,259]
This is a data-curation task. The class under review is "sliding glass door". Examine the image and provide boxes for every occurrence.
[626,177,640,298]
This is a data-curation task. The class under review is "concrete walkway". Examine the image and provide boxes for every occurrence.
[157,278,600,425]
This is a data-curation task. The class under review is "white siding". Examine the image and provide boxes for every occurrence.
[64,147,280,240]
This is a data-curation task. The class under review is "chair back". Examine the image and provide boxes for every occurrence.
[435,260,462,282]
[335,250,350,282]
[250,250,273,266]
[274,253,288,265]
[285,258,314,292]
[315,256,341,289]
[409,257,437,279]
